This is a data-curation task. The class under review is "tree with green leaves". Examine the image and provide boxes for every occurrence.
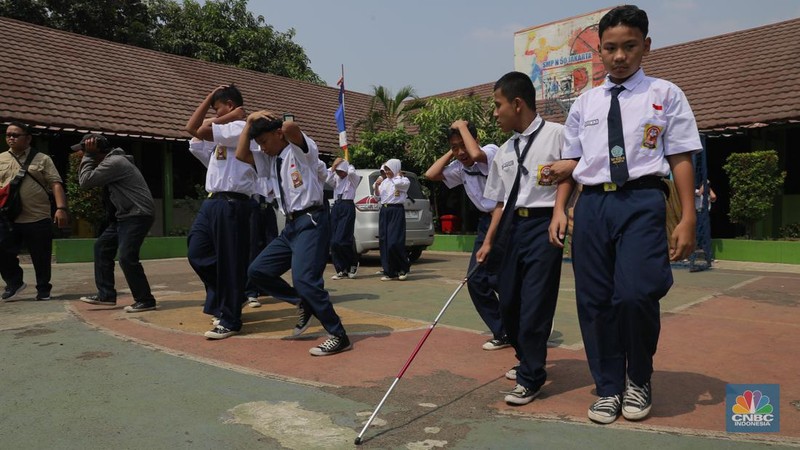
[1,0,153,47]
[408,95,508,173]
[722,150,785,238]
[1,0,323,84]
[347,128,413,172]
[148,0,323,83]
[407,95,509,222]
[361,85,426,132]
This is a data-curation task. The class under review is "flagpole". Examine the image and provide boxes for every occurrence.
[341,64,349,161]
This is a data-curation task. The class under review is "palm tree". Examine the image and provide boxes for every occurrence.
[364,85,426,131]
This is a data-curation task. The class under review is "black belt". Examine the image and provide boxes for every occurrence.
[514,207,553,218]
[210,191,250,201]
[286,205,322,220]
[583,176,669,196]
[335,199,354,204]
[382,203,403,208]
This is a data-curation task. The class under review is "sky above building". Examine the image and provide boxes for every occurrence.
[251,0,800,96]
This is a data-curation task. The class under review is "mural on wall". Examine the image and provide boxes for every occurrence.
[514,8,611,116]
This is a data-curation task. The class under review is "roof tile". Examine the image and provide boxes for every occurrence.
[0,17,374,152]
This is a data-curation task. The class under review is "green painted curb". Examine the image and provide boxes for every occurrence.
[712,238,800,265]
[53,236,188,263]
[428,234,476,252]
[428,235,800,265]
[51,235,799,265]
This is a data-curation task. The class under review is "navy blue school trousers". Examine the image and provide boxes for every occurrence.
[467,213,505,339]
[187,195,251,331]
[572,188,672,397]
[245,197,278,298]
[247,206,346,337]
[330,199,358,273]
[378,204,408,277]
[498,210,562,392]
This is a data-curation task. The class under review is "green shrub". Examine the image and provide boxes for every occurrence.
[722,150,785,238]
[66,152,106,235]
[779,222,800,239]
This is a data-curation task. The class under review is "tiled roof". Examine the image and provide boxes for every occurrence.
[421,82,569,124]
[3,16,798,144]
[430,18,800,132]
[642,17,800,131]
[0,17,374,153]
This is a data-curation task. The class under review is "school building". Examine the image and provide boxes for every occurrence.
[2,16,799,240]
[432,17,800,239]
[0,16,376,237]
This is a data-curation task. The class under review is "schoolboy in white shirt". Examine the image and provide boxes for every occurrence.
[236,111,351,356]
[554,5,700,424]
[425,120,508,351]
[185,84,257,340]
[476,72,568,406]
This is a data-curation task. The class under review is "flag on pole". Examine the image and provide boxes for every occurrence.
[335,75,349,160]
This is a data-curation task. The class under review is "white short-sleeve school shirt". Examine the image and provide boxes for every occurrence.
[484,115,564,208]
[208,120,258,195]
[261,132,325,215]
[251,151,277,201]
[188,138,215,168]
[326,164,361,201]
[562,69,702,185]
[442,144,499,213]
[377,176,410,205]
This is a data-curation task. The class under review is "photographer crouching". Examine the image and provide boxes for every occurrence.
[75,134,158,313]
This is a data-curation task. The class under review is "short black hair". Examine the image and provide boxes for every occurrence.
[447,122,477,140]
[248,117,283,140]
[493,72,537,111]
[7,121,32,135]
[599,5,649,40]
[210,84,244,108]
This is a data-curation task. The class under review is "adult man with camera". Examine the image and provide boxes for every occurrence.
[75,134,157,312]
[0,122,69,301]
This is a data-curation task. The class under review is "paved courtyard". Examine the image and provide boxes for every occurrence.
[1,252,798,449]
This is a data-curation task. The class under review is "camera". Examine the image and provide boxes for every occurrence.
[71,133,110,152]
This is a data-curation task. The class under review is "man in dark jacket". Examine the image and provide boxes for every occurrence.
[76,134,157,312]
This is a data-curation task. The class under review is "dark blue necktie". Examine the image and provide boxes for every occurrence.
[608,85,629,186]
[485,119,545,272]
[276,156,288,213]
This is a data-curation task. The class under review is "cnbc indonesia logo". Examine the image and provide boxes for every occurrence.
[727,385,779,432]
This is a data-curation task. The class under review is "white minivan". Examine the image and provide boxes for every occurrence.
[274,169,435,262]
[349,169,435,262]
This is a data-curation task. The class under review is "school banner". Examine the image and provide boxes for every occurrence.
[514,8,612,112]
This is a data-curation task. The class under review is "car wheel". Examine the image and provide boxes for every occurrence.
[406,246,424,263]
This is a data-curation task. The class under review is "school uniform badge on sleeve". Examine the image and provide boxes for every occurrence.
[537,164,555,186]
[291,170,303,188]
[215,145,227,160]
[642,124,664,149]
